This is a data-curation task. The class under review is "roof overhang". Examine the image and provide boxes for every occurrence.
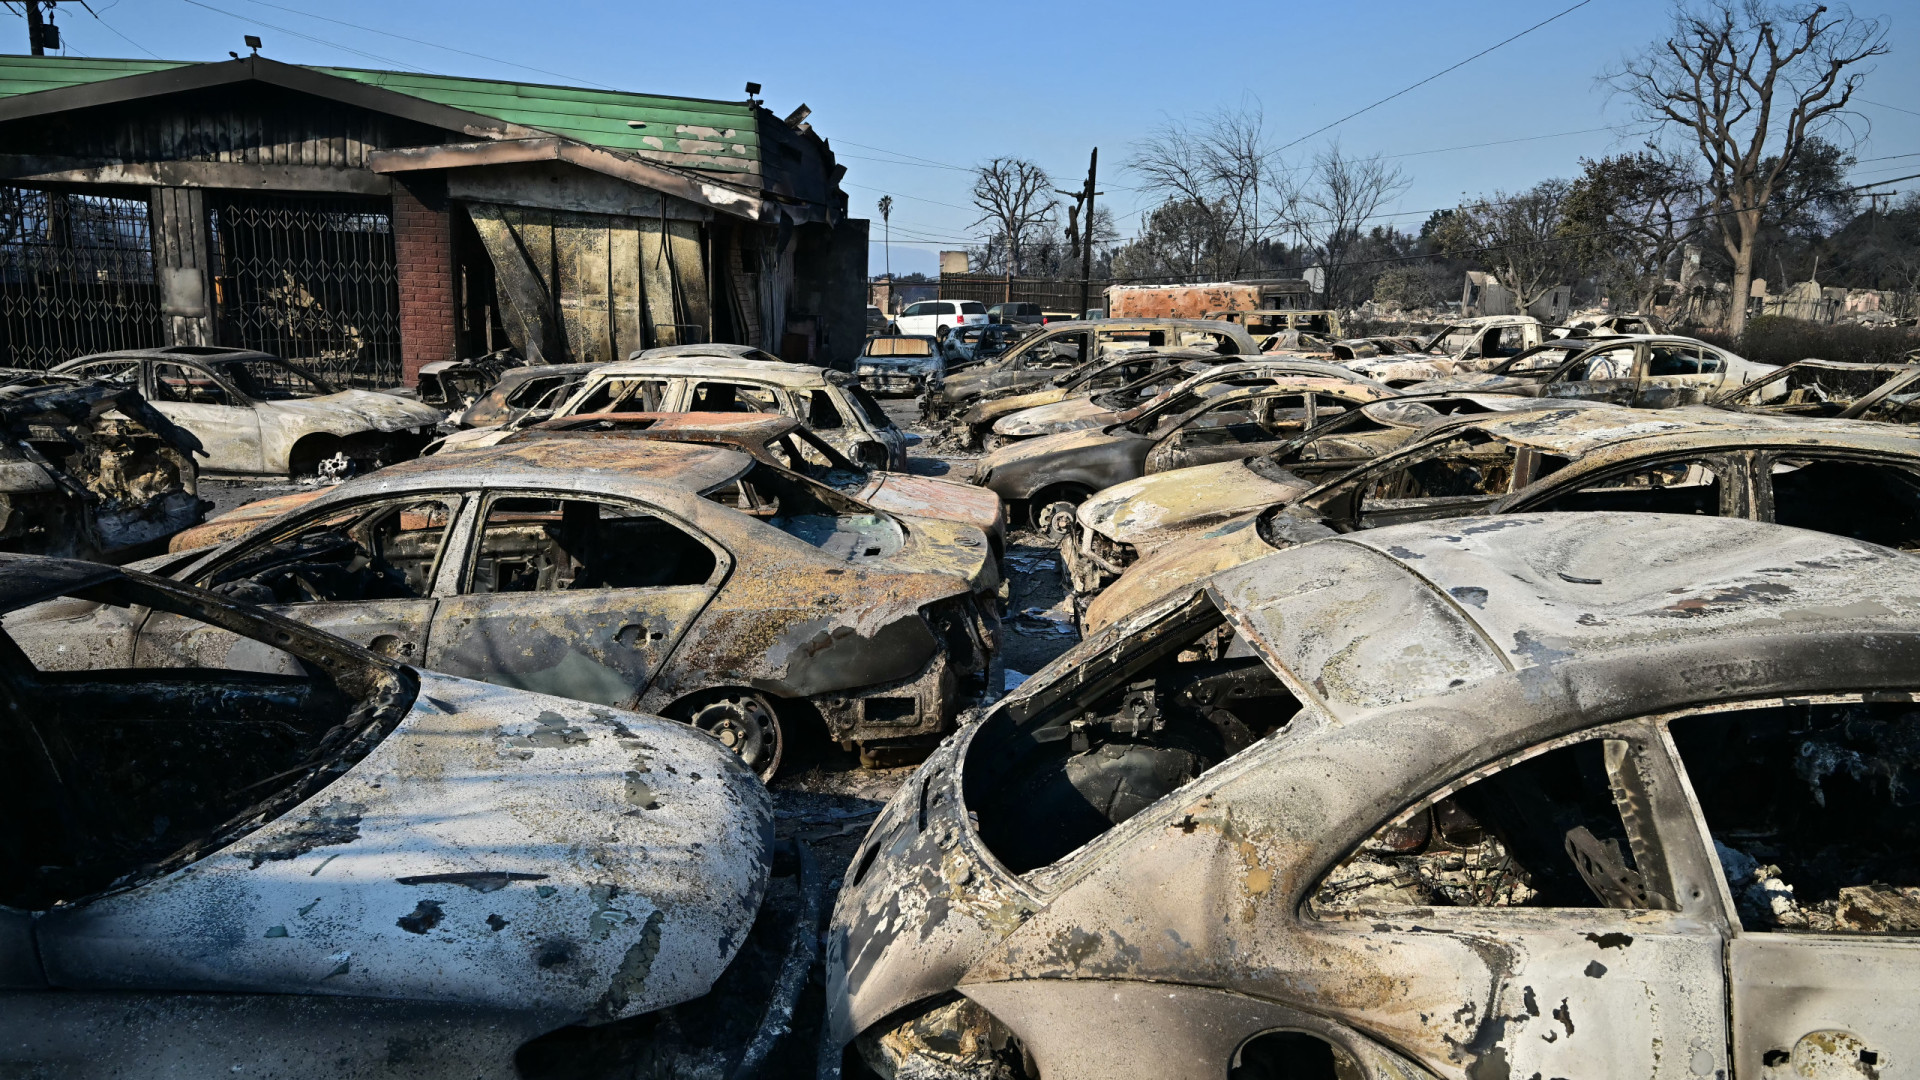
[367,137,767,222]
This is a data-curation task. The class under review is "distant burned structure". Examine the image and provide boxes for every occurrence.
[0,55,867,385]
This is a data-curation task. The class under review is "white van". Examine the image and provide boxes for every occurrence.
[894,300,988,337]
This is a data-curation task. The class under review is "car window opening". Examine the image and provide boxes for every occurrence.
[705,463,902,561]
[1671,699,1920,933]
[1768,457,1920,550]
[1534,458,1723,517]
[0,576,411,912]
[206,497,459,605]
[964,595,1301,875]
[1310,736,1674,915]
[469,497,716,593]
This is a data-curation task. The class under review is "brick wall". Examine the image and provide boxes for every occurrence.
[391,179,456,387]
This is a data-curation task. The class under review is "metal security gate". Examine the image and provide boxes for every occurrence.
[210,194,401,387]
[0,184,164,368]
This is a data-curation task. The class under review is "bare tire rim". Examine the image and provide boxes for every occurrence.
[687,693,784,780]
[1038,500,1078,539]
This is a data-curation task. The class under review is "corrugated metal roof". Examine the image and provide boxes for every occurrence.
[0,54,760,174]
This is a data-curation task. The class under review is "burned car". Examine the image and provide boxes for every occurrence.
[176,411,1010,557]
[856,335,946,396]
[1707,358,1920,422]
[1334,314,1551,386]
[956,348,1221,451]
[827,512,1920,1080]
[986,357,1377,447]
[0,554,771,1078]
[415,350,522,415]
[134,439,998,777]
[1062,396,1611,601]
[0,374,204,560]
[450,362,604,430]
[55,346,443,476]
[1406,334,1781,407]
[1085,405,1920,631]
[973,371,1398,533]
[925,319,1258,421]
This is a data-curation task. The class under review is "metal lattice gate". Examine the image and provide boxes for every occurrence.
[0,185,164,369]
[210,194,401,387]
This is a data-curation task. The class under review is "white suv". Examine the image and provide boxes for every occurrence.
[893,300,988,336]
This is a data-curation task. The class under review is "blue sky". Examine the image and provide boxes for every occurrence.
[24,0,1920,277]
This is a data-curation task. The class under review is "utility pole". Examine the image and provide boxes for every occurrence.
[24,1,52,56]
[1078,149,1100,317]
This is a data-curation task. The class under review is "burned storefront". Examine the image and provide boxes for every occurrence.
[0,54,867,385]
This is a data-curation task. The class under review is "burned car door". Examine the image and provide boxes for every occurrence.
[1305,726,1729,1079]
[138,494,463,665]
[146,362,264,474]
[424,494,724,706]
[1664,698,1920,1079]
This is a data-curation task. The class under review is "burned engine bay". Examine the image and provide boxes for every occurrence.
[965,597,1301,872]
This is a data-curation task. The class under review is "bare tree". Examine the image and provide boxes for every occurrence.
[1128,104,1290,280]
[1433,180,1577,316]
[1291,143,1410,308]
[1560,149,1705,313]
[970,158,1056,277]
[1609,1,1888,333]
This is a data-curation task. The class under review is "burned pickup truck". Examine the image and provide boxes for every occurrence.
[0,374,204,560]
[828,512,1920,1080]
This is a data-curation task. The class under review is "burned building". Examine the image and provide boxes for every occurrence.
[0,54,867,385]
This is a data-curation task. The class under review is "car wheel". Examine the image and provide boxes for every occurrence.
[1034,499,1080,539]
[980,433,1007,452]
[679,690,784,780]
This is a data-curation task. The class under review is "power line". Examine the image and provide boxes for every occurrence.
[835,140,972,172]
[1269,0,1597,156]
[177,0,435,71]
[74,0,160,58]
[1862,99,1920,120]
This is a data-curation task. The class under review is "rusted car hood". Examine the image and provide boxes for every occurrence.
[1076,459,1311,548]
[267,390,444,433]
[168,487,331,552]
[993,396,1114,437]
[859,474,1004,543]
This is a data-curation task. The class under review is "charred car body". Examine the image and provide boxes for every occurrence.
[1407,334,1781,406]
[973,367,1399,532]
[170,412,1008,557]
[133,440,997,777]
[55,347,443,476]
[1085,405,1920,631]
[956,348,1224,451]
[0,555,772,1078]
[1707,359,1920,422]
[856,335,946,396]
[0,375,204,560]
[828,512,1920,1080]
[924,319,1259,421]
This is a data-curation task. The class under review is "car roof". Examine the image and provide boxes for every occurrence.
[638,344,781,362]
[338,438,756,503]
[59,345,282,366]
[0,553,121,614]
[495,363,604,383]
[592,356,842,386]
[1204,512,1920,724]
[1406,402,1909,458]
